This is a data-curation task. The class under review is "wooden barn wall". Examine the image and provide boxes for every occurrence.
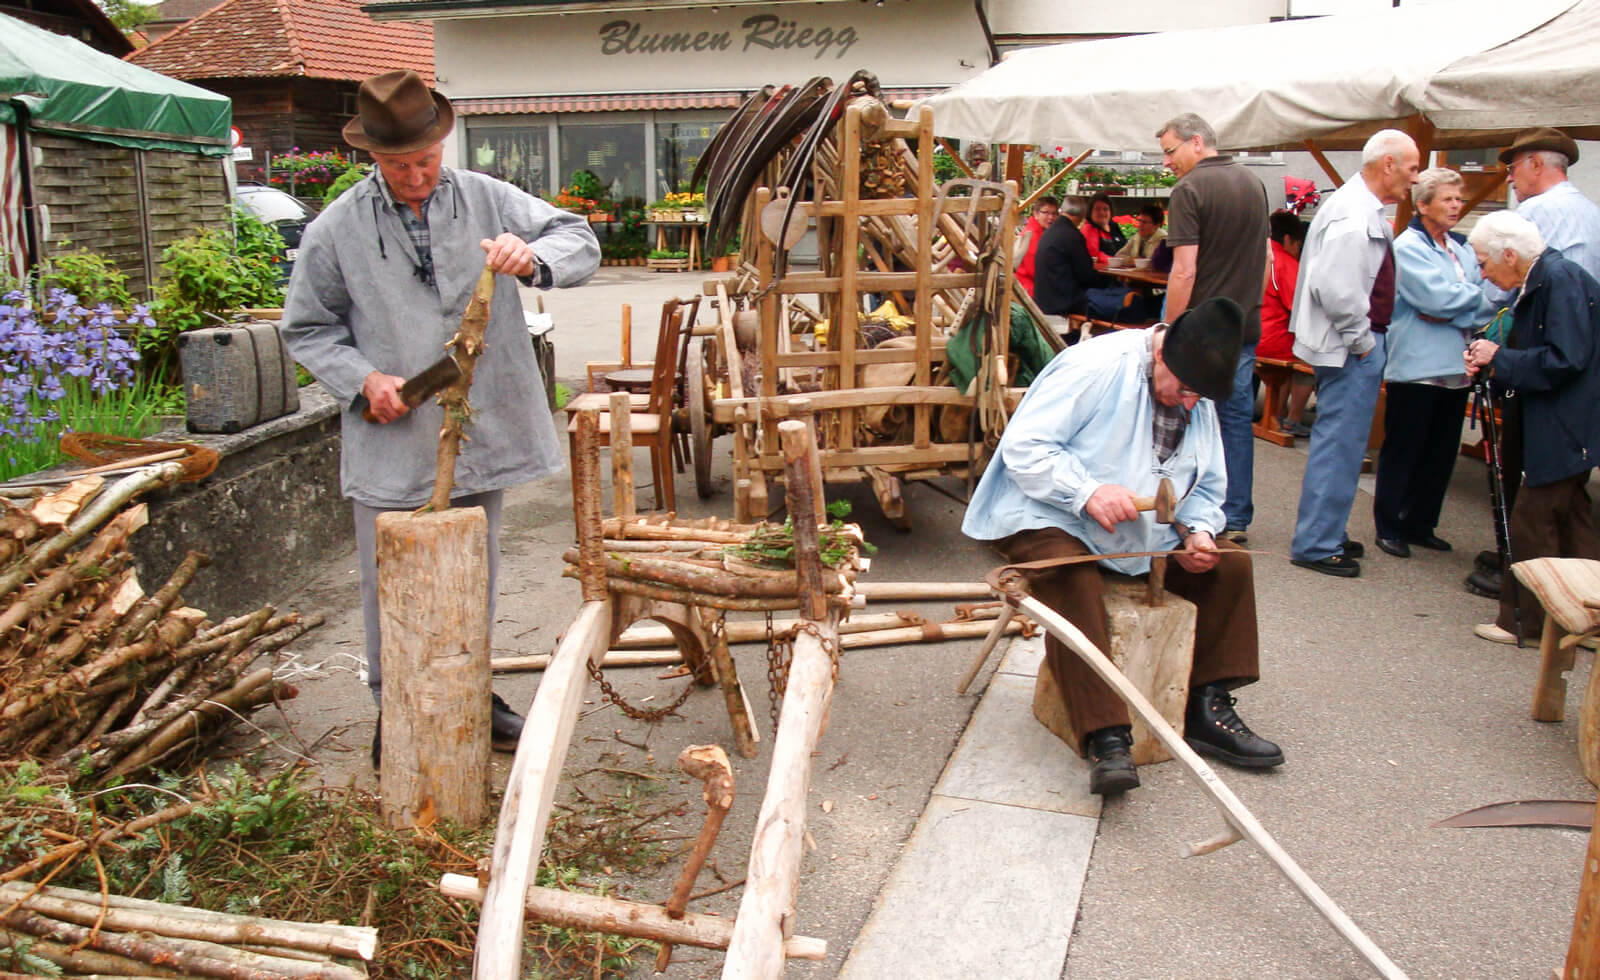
[29,132,228,298]
[218,77,362,186]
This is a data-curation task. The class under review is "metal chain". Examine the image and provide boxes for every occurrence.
[764,611,786,734]
[587,657,695,724]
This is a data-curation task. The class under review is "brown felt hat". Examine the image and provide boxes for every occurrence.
[343,70,454,155]
[1161,297,1243,403]
[1497,127,1579,166]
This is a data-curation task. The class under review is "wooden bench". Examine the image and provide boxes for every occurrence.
[1031,578,1195,765]
[1516,558,1600,787]
[1253,356,1313,447]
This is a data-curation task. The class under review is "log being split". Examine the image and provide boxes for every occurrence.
[440,874,825,960]
[997,584,1408,980]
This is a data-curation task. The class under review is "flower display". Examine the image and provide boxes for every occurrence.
[268,149,355,197]
[0,289,145,445]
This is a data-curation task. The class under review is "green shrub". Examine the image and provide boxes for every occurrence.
[34,244,135,310]
[323,163,372,204]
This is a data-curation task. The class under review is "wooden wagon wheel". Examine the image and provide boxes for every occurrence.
[688,336,716,498]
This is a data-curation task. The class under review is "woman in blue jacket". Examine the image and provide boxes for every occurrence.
[1372,168,1492,558]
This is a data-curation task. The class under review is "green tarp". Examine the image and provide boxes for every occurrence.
[0,13,230,155]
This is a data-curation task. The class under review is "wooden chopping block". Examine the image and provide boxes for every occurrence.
[1031,579,1195,766]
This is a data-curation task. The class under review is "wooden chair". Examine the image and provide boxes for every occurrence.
[1253,356,1311,447]
[1516,557,1600,785]
[566,297,698,511]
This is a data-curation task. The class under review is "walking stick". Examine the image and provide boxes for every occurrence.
[1472,374,1522,647]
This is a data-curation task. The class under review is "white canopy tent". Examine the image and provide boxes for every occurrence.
[916,0,1597,153]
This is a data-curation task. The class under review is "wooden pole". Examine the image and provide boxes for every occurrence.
[427,265,497,512]
[855,581,993,601]
[657,744,736,971]
[1008,590,1409,980]
[609,391,636,517]
[573,409,607,602]
[710,631,759,759]
[1563,798,1600,978]
[955,602,1018,694]
[442,874,826,960]
[470,599,611,980]
[376,507,491,828]
[724,420,838,980]
[620,303,633,368]
[1302,139,1346,188]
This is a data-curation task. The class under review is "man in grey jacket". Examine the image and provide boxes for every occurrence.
[283,70,601,763]
[1288,129,1418,578]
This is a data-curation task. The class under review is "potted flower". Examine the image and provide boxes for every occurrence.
[647,248,690,272]
[647,190,707,223]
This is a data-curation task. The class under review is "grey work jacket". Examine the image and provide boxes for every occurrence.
[283,167,600,507]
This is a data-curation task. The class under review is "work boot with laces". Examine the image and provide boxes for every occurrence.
[1085,725,1139,796]
[1183,685,1284,769]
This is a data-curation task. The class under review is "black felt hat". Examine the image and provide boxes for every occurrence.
[1161,297,1243,402]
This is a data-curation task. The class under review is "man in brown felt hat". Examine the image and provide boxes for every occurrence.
[962,298,1284,797]
[282,70,601,768]
[1499,126,1600,283]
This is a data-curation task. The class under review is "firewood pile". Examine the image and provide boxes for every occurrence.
[0,463,322,786]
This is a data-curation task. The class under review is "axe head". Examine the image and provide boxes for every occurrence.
[399,355,462,408]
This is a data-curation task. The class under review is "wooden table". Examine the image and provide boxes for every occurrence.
[1101,265,1169,289]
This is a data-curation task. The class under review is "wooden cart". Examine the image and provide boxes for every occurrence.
[709,98,1031,528]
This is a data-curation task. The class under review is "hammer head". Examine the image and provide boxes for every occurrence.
[1153,477,1176,524]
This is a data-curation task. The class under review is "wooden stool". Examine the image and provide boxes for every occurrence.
[1513,558,1600,786]
[1031,578,1196,765]
[1253,357,1302,447]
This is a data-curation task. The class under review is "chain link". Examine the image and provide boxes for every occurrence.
[587,657,695,723]
[763,616,842,735]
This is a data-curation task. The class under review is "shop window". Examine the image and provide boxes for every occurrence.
[655,121,722,196]
[464,123,551,197]
[559,122,647,210]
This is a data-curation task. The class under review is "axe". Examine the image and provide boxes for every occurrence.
[360,355,461,423]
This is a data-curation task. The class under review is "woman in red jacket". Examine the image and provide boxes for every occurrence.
[1258,210,1312,436]
[1013,196,1059,297]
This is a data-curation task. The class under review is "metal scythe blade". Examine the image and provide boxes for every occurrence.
[1431,800,1595,830]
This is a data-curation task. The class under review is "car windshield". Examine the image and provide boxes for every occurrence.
[236,187,312,224]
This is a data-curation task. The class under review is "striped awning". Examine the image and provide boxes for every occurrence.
[454,86,950,116]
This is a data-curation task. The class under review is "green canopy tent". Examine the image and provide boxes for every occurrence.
[0,12,231,154]
[0,13,232,292]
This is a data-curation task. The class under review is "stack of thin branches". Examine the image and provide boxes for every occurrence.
[0,464,322,786]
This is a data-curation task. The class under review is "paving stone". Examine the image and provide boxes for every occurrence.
[936,671,1099,817]
[1000,632,1044,677]
[839,795,1095,980]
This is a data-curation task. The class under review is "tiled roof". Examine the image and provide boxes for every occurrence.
[127,0,432,83]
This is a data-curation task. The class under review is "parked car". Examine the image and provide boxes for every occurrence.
[233,183,313,283]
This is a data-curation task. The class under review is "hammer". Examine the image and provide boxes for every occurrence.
[1132,477,1178,606]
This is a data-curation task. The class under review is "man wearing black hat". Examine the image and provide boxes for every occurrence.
[282,70,601,766]
[962,299,1283,796]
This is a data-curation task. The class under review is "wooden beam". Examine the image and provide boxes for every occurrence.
[469,598,611,980]
[937,137,975,179]
[1302,139,1345,188]
[441,874,826,960]
[1021,148,1093,212]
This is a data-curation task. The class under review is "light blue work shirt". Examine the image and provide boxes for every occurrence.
[1517,181,1600,283]
[961,328,1227,576]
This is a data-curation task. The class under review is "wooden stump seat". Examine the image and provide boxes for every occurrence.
[1031,578,1196,765]
[1514,557,1600,786]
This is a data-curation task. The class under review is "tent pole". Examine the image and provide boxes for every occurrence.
[1021,147,1093,212]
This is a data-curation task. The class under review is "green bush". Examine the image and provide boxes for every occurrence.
[323,163,372,204]
[34,244,135,310]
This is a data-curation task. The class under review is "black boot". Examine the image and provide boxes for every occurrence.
[491,694,525,753]
[1475,549,1503,573]
[371,713,381,769]
[1184,685,1284,769]
[1465,567,1501,598]
[1085,725,1139,796]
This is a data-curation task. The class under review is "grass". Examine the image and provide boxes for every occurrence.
[1,375,185,483]
[1,756,676,979]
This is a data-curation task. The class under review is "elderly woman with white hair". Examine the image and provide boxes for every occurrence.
[1463,209,1600,644]
[1372,168,1493,559]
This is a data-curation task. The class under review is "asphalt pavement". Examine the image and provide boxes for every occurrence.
[262,268,1596,979]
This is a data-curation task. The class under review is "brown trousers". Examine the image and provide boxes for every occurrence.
[1496,470,1600,639]
[998,527,1260,753]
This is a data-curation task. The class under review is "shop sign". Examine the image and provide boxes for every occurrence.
[598,15,859,61]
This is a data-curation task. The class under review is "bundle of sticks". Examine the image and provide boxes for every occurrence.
[0,464,322,785]
[564,513,866,611]
[0,881,375,979]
